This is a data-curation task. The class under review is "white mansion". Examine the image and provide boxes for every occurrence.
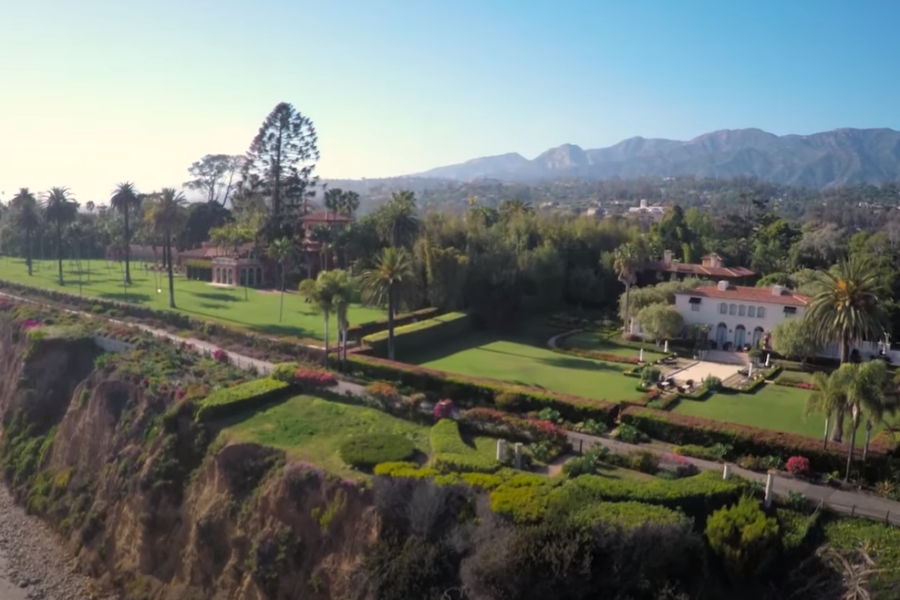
[672,281,809,349]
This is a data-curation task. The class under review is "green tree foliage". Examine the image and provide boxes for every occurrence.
[619,279,705,323]
[771,317,823,363]
[183,154,244,206]
[109,182,141,284]
[359,248,416,360]
[8,188,40,276]
[144,188,187,308]
[636,303,684,342]
[42,187,78,286]
[705,496,780,580]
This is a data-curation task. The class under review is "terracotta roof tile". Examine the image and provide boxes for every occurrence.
[646,262,756,278]
[301,210,351,223]
[675,285,810,307]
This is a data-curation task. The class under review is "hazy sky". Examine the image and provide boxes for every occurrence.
[2,0,899,202]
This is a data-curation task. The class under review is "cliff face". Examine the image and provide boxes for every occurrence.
[0,325,378,600]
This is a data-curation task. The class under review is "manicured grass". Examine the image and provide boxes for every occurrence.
[673,383,885,445]
[222,394,432,477]
[407,330,644,401]
[0,259,384,341]
[564,331,666,359]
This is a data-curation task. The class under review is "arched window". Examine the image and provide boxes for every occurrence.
[757,306,766,319]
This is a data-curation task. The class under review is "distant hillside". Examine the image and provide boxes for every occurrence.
[411,128,900,189]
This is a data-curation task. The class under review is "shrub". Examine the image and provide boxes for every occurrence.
[674,444,731,461]
[460,408,567,447]
[618,406,891,477]
[345,353,618,423]
[612,423,647,444]
[346,307,441,340]
[212,348,229,363]
[550,346,640,366]
[362,312,470,357]
[785,456,810,476]
[705,496,780,580]
[626,450,659,474]
[195,378,290,422]
[494,390,524,411]
[340,434,415,470]
[429,419,500,473]
[562,446,611,478]
[703,375,722,391]
[293,367,337,390]
[571,419,608,436]
[365,381,401,404]
[271,362,300,382]
[433,399,456,420]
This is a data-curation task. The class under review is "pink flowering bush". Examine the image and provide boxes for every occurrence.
[21,319,40,330]
[785,455,811,476]
[212,348,229,363]
[460,407,567,446]
[292,367,337,389]
[434,399,456,420]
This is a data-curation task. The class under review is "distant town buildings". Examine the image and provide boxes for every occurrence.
[628,199,666,215]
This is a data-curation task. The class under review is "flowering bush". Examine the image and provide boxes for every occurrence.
[785,456,810,476]
[293,367,338,389]
[21,319,40,330]
[460,407,566,446]
[434,399,456,420]
[365,381,402,405]
[212,348,229,363]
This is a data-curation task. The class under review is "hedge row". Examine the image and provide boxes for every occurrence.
[347,307,441,340]
[195,377,291,422]
[362,312,470,357]
[429,419,500,473]
[346,353,619,423]
[619,406,892,475]
[340,434,416,470]
[550,346,640,365]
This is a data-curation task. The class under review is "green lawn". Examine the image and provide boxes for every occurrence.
[673,383,887,445]
[563,331,666,359]
[0,259,385,341]
[222,394,432,477]
[407,330,643,401]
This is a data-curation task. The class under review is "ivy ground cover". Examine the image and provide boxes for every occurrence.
[407,330,645,402]
[0,259,384,341]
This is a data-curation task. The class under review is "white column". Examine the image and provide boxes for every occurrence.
[496,439,507,461]
[639,348,644,362]
[514,443,523,470]
[764,472,774,508]
[723,464,731,479]
[664,340,669,353]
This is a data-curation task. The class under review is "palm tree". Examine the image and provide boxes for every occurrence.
[144,188,186,308]
[267,237,294,322]
[9,188,40,276]
[109,182,141,284]
[310,224,333,272]
[613,242,641,334]
[376,191,419,248]
[498,198,534,220]
[805,371,847,450]
[832,361,889,481]
[330,270,355,368]
[42,187,78,285]
[298,271,340,367]
[806,257,888,442]
[359,247,415,360]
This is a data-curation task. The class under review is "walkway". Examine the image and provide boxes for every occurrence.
[4,289,900,525]
[568,431,900,525]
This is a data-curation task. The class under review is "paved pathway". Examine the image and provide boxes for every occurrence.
[4,289,900,525]
[568,431,900,525]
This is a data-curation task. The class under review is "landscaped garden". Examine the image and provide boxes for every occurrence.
[0,259,385,341]
[562,330,667,359]
[407,330,646,402]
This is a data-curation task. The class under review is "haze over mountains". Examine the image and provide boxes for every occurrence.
[411,128,900,189]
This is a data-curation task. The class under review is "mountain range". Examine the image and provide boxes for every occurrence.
[412,128,900,188]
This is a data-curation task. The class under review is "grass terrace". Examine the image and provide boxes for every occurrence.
[0,259,385,341]
[406,329,645,402]
[562,330,668,359]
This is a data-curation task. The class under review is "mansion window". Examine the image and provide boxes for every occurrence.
[748,306,756,318]
[729,304,737,315]
[739,305,746,317]
[757,306,766,319]
[719,303,727,315]
[784,306,797,318]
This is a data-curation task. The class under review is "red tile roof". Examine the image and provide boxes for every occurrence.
[646,261,756,278]
[301,210,351,223]
[675,284,810,307]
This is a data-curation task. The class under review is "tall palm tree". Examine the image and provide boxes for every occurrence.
[267,237,294,322]
[298,271,340,367]
[144,188,186,308]
[359,247,415,360]
[806,257,888,442]
[110,182,141,284]
[42,187,78,285]
[805,371,847,450]
[498,198,534,220]
[832,361,889,481]
[330,270,355,368]
[613,242,641,334]
[9,188,40,276]
[376,191,419,248]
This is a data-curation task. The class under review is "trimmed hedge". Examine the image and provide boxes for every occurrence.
[195,378,291,422]
[362,312,470,357]
[567,501,688,530]
[340,434,415,470]
[347,307,441,341]
[619,406,892,476]
[429,419,500,473]
[346,353,619,423]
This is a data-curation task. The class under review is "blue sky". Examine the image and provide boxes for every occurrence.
[1,0,898,202]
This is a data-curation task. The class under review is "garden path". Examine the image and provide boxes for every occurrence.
[4,289,899,526]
